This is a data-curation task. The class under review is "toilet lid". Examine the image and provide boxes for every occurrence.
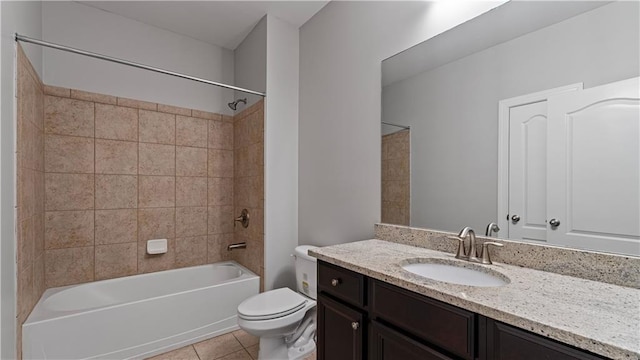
[238,288,308,320]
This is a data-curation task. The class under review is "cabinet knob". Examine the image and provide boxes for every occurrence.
[549,218,561,227]
[511,214,521,223]
[351,321,359,330]
[331,278,340,287]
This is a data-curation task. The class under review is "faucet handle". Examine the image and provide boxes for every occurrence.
[485,222,500,237]
[480,242,503,264]
[448,236,467,259]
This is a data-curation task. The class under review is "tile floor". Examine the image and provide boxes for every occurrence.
[146,329,316,360]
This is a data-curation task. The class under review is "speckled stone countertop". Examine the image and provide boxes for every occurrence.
[309,239,640,360]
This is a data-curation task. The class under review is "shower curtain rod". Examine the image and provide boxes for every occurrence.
[15,33,266,97]
[382,122,410,130]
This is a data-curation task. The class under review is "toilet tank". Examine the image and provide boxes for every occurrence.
[294,245,318,300]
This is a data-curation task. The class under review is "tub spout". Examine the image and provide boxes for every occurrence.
[227,242,247,251]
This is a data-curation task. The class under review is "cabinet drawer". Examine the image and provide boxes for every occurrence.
[318,261,365,307]
[370,321,454,360]
[371,280,475,360]
[486,319,606,360]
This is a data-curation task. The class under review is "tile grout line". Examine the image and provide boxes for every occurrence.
[136,108,141,274]
[173,113,177,267]
[192,344,202,360]
[42,131,206,149]
[93,99,96,282]
[44,85,230,120]
[206,117,210,263]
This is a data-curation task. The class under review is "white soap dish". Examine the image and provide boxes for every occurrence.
[147,239,167,255]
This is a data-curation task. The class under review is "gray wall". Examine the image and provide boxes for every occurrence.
[233,14,302,292]
[382,1,640,233]
[264,15,300,291]
[1,2,42,357]
[42,1,235,115]
[299,1,502,246]
[234,16,267,110]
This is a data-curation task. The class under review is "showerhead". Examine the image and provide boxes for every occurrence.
[228,98,247,110]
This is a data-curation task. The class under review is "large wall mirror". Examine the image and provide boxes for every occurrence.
[381,1,640,256]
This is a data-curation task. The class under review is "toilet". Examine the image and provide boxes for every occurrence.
[237,245,318,360]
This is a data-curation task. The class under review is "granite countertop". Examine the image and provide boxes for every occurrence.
[309,239,640,360]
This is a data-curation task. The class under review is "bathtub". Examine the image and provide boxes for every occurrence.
[23,261,259,359]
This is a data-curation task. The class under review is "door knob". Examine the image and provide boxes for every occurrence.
[549,218,561,227]
[351,322,359,330]
[511,215,520,223]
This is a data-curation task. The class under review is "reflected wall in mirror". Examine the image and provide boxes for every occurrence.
[381,1,640,256]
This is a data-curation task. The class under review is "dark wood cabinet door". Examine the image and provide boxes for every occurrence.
[317,294,365,360]
[486,319,606,360]
[371,280,476,360]
[370,321,454,360]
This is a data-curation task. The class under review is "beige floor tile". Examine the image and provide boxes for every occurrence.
[245,344,259,360]
[147,332,317,360]
[232,329,259,348]
[217,349,252,360]
[194,333,243,360]
[303,349,317,360]
[146,345,199,360]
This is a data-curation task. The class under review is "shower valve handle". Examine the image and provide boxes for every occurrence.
[234,209,250,228]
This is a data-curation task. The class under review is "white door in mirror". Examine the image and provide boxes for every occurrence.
[547,77,639,256]
[502,77,639,256]
[508,101,549,243]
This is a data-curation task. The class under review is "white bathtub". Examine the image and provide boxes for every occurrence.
[23,261,259,359]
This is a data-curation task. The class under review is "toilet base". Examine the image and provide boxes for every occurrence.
[287,337,315,360]
[258,337,315,360]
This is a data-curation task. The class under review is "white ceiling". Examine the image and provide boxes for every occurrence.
[78,1,329,49]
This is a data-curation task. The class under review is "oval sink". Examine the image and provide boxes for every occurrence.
[401,259,509,287]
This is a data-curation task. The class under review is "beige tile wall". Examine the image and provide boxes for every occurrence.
[231,100,265,289]
[41,85,253,287]
[16,77,264,359]
[381,130,410,226]
[16,45,46,359]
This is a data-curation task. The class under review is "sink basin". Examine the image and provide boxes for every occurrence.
[401,259,509,287]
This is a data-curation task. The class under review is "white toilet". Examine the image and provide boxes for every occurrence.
[237,245,318,360]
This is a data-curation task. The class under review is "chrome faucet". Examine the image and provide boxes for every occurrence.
[452,226,504,265]
[485,222,500,237]
[456,227,480,261]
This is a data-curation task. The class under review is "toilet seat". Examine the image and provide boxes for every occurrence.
[238,288,309,321]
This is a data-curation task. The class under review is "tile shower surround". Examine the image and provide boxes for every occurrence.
[381,130,410,226]
[16,45,46,360]
[15,47,264,360]
[230,101,265,289]
[39,84,264,288]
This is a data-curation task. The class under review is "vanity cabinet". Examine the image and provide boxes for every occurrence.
[370,321,454,360]
[317,294,365,360]
[317,261,367,360]
[485,319,605,360]
[317,260,608,360]
[370,280,475,360]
